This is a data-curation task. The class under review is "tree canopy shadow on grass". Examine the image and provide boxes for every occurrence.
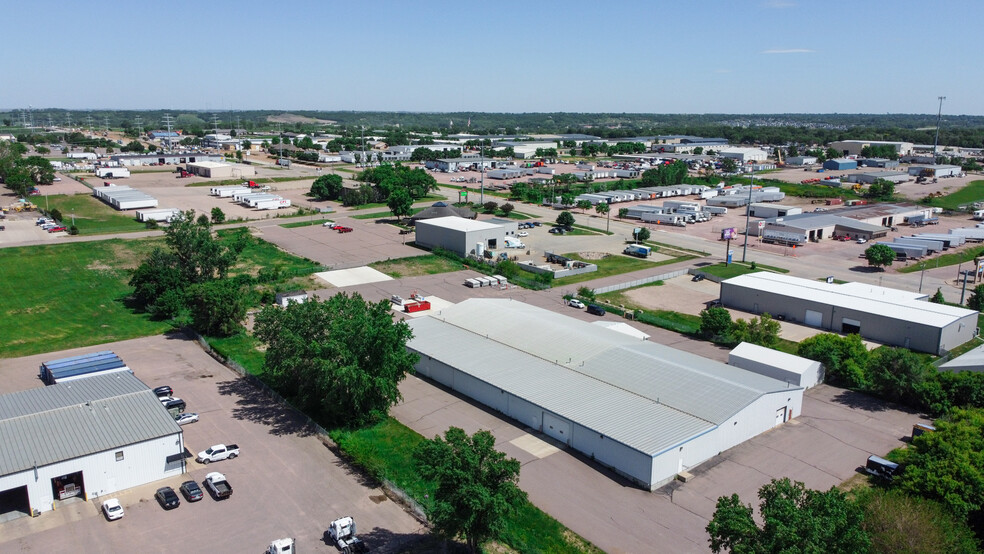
[849,265,886,273]
[215,377,319,438]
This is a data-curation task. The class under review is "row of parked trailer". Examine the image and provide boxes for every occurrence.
[209,185,292,210]
[464,275,509,288]
[876,232,968,259]
[93,185,159,211]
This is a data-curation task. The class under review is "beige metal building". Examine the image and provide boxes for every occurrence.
[829,140,914,157]
[184,161,256,179]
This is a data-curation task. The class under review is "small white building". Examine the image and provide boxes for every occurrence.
[185,161,256,179]
[0,373,184,517]
[729,342,824,389]
[275,291,309,307]
[719,148,768,163]
[907,165,962,178]
[414,216,507,258]
[786,156,818,166]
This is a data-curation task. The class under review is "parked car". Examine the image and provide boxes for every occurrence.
[568,299,585,309]
[335,226,353,233]
[155,487,180,510]
[197,443,240,464]
[322,221,336,228]
[517,231,528,237]
[692,273,705,282]
[174,412,199,425]
[531,221,542,227]
[153,385,173,398]
[586,304,606,316]
[179,480,204,502]
[48,226,66,233]
[159,396,183,405]
[102,498,124,520]
[857,238,867,244]
[549,227,565,234]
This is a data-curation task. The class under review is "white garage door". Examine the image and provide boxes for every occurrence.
[542,411,571,446]
[804,309,823,327]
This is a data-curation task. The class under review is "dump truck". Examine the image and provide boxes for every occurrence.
[328,516,368,553]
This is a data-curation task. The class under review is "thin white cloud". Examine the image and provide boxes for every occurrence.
[714,69,733,74]
[762,0,796,7]
[760,48,815,54]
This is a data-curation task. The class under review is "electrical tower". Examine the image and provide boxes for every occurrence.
[211,113,220,135]
[162,113,175,152]
[86,114,93,132]
[135,115,143,137]
[66,112,73,129]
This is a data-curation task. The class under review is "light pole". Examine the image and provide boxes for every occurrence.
[960,269,973,305]
[741,171,754,263]
[480,140,485,205]
[932,96,946,163]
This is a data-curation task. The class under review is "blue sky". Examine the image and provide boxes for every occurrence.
[3,0,981,114]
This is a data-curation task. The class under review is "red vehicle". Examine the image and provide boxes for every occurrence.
[176,170,192,178]
[336,226,353,233]
[48,226,67,233]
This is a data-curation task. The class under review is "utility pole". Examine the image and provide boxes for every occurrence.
[162,113,174,152]
[932,96,946,163]
[741,171,754,263]
[480,140,485,205]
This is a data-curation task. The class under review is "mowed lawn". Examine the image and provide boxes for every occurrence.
[0,239,171,357]
[44,194,148,235]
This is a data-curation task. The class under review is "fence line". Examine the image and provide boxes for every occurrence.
[190,331,429,523]
[592,268,690,294]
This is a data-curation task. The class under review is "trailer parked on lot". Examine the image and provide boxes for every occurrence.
[254,198,292,210]
[136,208,182,222]
[641,212,686,226]
[40,351,131,385]
[876,242,927,259]
[96,167,130,178]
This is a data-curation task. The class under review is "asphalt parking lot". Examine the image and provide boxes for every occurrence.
[0,334,427,553]
[393,374,929,554]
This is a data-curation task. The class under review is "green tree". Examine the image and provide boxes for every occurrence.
[35,146,50,154]
[731,313,781,348]
[165,211,244,284]
[618,207,628,219]
[798,333,869,389]
[707,477,870,554]
[253,293,418,427]
[575,199,592,213]
[967,284,984,311]
[559,193,575,207]
[867,347,933,405]
[595,202,610,232]
[387,187,413,220]
[930,288,946,304]
[210,207,226,224]
[699,307,733,342]
[556,211,575,229]
[482,201,498,214]
[500,202,514,216]
[310,173,344,201]
[865,244,896,270]
[186,279,247,337]
[414,427,527,553]
[721,158,739,173]
[128,247,185,318]
[635,227,651,242]
[857,488,980,554]
[892,408,984,521]
[693,146,704,155]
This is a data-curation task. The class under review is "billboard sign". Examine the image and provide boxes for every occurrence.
[721,227,737,240]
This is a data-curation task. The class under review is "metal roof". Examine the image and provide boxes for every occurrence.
[729,342,820,376]
[408,299,798,456]
[0,373,181,476]
[416,216,502,233]
[723,272,976,328]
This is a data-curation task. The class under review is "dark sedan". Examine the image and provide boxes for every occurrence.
[180,480,203,502]
[155,486,180,510]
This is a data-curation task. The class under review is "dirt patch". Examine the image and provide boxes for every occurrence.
[576,251,610,260]
[369,494,388,504]
[86,261,113,271]
[266,113,336,125]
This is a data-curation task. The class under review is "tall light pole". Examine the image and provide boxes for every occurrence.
[741,170,754,263]
[480,140,485,205]
[932,96,946,163]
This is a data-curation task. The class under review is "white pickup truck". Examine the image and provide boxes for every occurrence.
[196,444,240,464]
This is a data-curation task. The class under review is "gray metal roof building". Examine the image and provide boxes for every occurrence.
[0,372,183,517]
[720,272,977,354]
[407,299,803,489]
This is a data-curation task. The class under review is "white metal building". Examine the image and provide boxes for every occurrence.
[0,373,183,518]
[786,156,818,166]
[185,161,256,179]
[729,342,824,389]
[92,185,158,210]
[719,148,768,162]
[720,272,978,354]
[414,216,507,258]
[407,299,803,490]
[907,164,962,178]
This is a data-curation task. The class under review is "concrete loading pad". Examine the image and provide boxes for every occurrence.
[315,266,393,287]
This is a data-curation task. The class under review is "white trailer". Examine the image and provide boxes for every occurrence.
[135,208,181,222]
[210,185,250,197]
[96,167,130,178]
[641,212,686,226]
[464,278,482,288]
[255,198,292,210]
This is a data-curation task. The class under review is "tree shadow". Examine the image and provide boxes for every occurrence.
[828,388,920,415]
[322,526,460,554]
[215,377,319,438]
[849,265,884,273]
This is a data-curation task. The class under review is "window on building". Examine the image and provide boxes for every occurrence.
[115,451,124,462]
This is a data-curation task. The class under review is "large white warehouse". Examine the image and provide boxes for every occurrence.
[0,373,184,518]
[406,299,803,490]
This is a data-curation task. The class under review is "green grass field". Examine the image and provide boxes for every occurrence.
[554,252,697,286]
[351,207,425,220]
[896,245,984,273]
[921,180,984,210]
[697,261,789,279]
[0,239,172,357]
[43,194,147,234]
[369,254,462,278]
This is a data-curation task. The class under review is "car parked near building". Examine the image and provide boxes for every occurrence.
[180,480,204,502]
[153,385,173,397]
[155,486,180,510]
[568,299,585,309]
[174,413,199,425]
[101,498,124,520]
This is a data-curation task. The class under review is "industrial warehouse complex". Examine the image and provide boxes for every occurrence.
[0,373,184,518]
[720,272,978,354]
[407,299,804,490]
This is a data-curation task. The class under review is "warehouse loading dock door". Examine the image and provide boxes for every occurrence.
[805,310,823,327]
[542,411,571,446]
[0,486,30,523]
[842,318,861,335]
